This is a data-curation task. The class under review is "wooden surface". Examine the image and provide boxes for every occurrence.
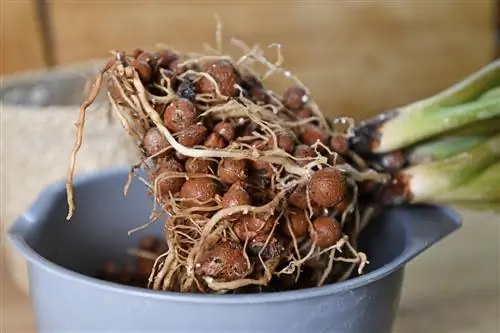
[1,210,498,333]
[0,0,46,75]
[50,1,495,119]
[1,1,495,119]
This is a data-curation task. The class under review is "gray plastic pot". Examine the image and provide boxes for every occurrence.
[7,167,461,333]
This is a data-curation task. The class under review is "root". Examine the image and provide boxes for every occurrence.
[66,67,105,220]
[67,25,382,294]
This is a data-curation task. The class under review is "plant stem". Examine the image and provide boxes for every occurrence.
[375,96,500,153]
[399,59,500,115]
[405,133,500,202]
[350,60,500,154]
[430,161,500,202]
[406,136,485,165]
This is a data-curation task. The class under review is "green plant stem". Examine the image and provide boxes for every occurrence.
[376,96,500,153]
[406,136,485,165]
[404,133,500,203]
[430,162,500,202]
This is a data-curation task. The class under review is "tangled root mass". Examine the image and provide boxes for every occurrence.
[67,29,387,294]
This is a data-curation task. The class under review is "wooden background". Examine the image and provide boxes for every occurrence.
[1,0,496,119]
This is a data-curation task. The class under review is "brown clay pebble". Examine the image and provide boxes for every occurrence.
[240,74,263,90]
[185,158,215,174]
[301,126,328,147]
[178,124,208,147]
[180,178,219,207]
[156,159,185,196]
[283,85,309,110]
[221,183,252,209]
[333,195,351,216]
[282,208,309,238]
[136,257,155,281]
[155,49,178,68]
[310,217,342,249]
[204,132,227,149]
[358,180,381,196]
[163,99,198,133]
[168,59,186,74]
[328,154,346,166]
[118,264,137,285]
[143,127,170,157]
[132,48,145,58]
[294,145,316,166]
[156,241,169,255]
[247,234,284,260]
[295,107,313,120]
[271,131,295,153]
[195,241,248,282]
[289,185,308,209]
[218,159,247,184]
[100,261,118,280]
[136,51,158,69]
[213,122,235,142]
[233,215,275,241]
[197,59,240,97]
[330,134,349,155]
[250,160,274,179]
[308,168,348,208]
[243,123,259,137]
[131,59,153,83]
[138,235,160,252]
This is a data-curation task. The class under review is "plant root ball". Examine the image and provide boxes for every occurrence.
[180,177,219,207]
[221,182,252,209]
[218,159,247,184]
[195,241,249,282]
[283,85,309,110]
[282,208,309,238]
[233,215,275,241]
[247,234,284,260]
[163,99,198,133]
[177,124,208,147]
[308,168,348,208]
[143,127,171,157]
[310,217,342,249]
[185,157,215,174]
[155,159,185,197]
[197,59,240,97]
[213,121,235,142]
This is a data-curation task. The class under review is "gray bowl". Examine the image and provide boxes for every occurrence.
[7,167,461,333]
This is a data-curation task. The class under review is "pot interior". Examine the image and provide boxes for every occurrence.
[20,170,406,286]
